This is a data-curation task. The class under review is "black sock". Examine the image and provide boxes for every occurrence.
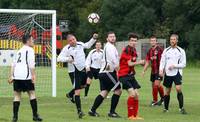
[110,94,120,113]
[91,95,104,112]
[13,101,20,118]
[177,92,184,109]
[30,99,38,117]
[164,95,170,110]
[68,89,75,98]
[85,84,90,96]
[75,95,81,113]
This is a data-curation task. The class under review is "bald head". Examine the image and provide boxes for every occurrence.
[67,34,77,46]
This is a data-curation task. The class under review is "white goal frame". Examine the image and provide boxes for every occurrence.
[0,9,57,97]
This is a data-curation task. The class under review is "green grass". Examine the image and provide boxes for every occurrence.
[0,66,52,97]
[0,66,200,122]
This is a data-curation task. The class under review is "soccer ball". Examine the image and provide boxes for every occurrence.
[88,13,100,24]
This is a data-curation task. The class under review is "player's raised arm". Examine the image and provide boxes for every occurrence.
[83,33,98,49]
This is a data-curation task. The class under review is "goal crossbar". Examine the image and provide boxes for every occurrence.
[0,9,56,14]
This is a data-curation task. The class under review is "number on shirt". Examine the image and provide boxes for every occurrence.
[17,53,21,63]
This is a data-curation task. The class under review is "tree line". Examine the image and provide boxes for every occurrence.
[0,0,200,60]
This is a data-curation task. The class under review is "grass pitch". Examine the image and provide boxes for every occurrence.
[0,66,200,122]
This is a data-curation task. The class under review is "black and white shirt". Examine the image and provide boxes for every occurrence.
[159,46,186,76]
[12,45,35,80]
[85,49,103,69]
[100,42,119,73]
[57,38,96,72]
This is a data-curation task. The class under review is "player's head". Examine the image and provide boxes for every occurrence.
[149,35,157,47]
[67,34,77,47]
[95,41,102,50]
[106,31,116,44]
[128,32,138,47]
[22,34,34,47]
[170,34,178,47]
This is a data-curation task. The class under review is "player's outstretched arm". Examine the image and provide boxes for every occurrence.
[142,60,150,77]
[142,51,151,76]
[128,59,145,67]
[83,33,98,49]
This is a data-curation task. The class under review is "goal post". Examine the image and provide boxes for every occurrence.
[0,9,57,97]
[52,11,57,97]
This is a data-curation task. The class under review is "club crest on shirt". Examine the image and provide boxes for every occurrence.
[93,56,98,61]
[167,57,170,60]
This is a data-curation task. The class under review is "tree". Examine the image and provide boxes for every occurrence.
[76,0,103,41]
[1,0,200,60]
[100,0,156,41]
[186,24,200,60]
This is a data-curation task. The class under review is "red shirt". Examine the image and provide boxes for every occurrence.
[118,46,137,77]
[146,45,163,74]
[56,41,62,49]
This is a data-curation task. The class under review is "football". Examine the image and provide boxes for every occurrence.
[88,13,100,24]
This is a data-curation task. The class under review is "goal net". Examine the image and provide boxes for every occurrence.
[0,9,56,97]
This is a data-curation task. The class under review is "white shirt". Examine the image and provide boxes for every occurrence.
[57,38,96,72]
[100,42,119,73]
[12,45,35,80]
[159,46,186,76]
[85,49,103,69]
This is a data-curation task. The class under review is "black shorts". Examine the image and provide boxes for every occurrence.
[99,71,121,91]
[150,74,163,82]
[69,72,74,85]
[69,68,87,90]
[87,67,100,79]
[119,74,141,90]
[13,80,35,92]
[163,72,182,88]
